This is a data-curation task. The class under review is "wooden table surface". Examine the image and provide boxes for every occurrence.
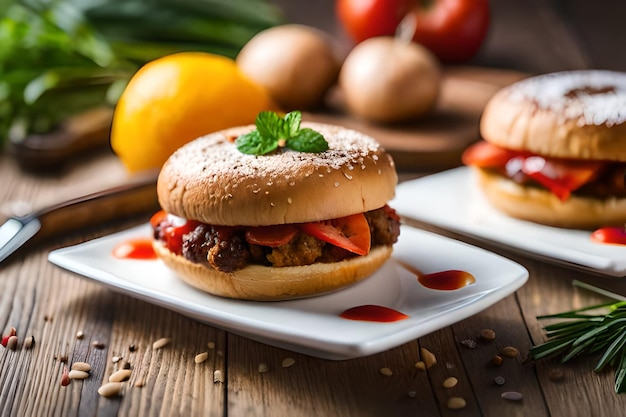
[2,1,626,416]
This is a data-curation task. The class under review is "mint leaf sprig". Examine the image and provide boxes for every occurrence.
[235,111,329,155]
[529,300,626,394]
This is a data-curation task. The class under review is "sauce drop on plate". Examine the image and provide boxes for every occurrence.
[591,227,626,245]
[418,270,476,290]
[112,238,157,260]
[340,305,409,322]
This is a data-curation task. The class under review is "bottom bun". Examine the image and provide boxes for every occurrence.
[153,241,393,301]
[475,168,626,229]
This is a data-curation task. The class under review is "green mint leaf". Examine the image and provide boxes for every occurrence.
[255,111,281,140]
[286,128,329,153]
[283,111,302,137]
[235,130,277,155]
[235,110,329,155]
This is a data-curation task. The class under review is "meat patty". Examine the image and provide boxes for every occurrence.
[155,206,401,272]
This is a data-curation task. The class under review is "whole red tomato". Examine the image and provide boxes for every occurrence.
[336,0,414,43]
[410,0,490,64]
[335,0,490,64]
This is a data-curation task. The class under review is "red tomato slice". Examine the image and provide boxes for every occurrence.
[591,227,626,245]
[300,213,371,256]
[461,141,523,168]
[245,225,298,247]
[521,156,604,201]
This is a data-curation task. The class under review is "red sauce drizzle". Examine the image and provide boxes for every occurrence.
[418,270,476,290]
[591,227,626,245]
[340,305,409,322]
[113,238,157,260]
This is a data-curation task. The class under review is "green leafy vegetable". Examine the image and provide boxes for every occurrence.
[236,111,329,155]
[0,0,285,146]
[530,300,626,394]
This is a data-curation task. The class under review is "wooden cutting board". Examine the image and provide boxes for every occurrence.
[304,66,528,171]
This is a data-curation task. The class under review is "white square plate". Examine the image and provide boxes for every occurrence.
[48,224,527,360]
[392,167,626,277]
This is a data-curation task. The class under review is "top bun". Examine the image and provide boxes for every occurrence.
[157,122,397,226]
[480,70,626,161]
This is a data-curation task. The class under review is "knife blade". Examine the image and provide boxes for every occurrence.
[0,171,160,264]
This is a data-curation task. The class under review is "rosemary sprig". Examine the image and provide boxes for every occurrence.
[530,300,626,393]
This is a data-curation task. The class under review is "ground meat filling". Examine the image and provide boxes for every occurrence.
[155,207,400,273]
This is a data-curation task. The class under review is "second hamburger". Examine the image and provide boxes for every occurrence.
[462,70,626,229]
[151,112,400,301]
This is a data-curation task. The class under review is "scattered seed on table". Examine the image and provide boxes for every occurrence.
[501,346,519,358]
[92,341,105,349]
[415,361,426,371]
[380,367,393,376]
[109,369,132,382]
[195,352,209,364]
[548,368,564,381]
[480,328,496,341]
[112,356,122,363]
[282,357,296,368]
[408,391,416,398]
[69,370,90,380]
[207,342,215,350]
[76,331,84,340]
[258,363,269,373]
[7,336,18,350]
[61,367,70,387]
[98,382,123,398]
[122,361,132,370]
[460,338,477,349]
[443,377,458,388]
[492,355,503,366]
[134,378,145,388]
[494,376,506,386]
[55,355,68,363]
[420,347,437,369]
[128,344,136,352]
[213,370,224,383]
[23,335,35,350]
[152,337,171,350]
[71,362,91,372]
[446,397,467,410]
[501,391,523,401]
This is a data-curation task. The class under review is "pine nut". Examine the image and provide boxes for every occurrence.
[195,352,209,364]
[420,347,437,369]
[109,369,132,382]
[23,335,35,350]
[443,377,458,388]
[98,382,123,398]
[501,346,519,358]
[76,331,84,339]
[414,361,426,371]
[501,391,523,401]
[480,328,496,341]
[380,367,393,376]
[69,370,89,380]
[281,357,295,368]
[258,363,269,373]
[7,336,18,350]
[152,337,171,350]
[71,362,91,372]
[446,397,467,409]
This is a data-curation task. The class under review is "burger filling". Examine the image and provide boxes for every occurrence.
[462,140,626,201]
[151,205,401,273]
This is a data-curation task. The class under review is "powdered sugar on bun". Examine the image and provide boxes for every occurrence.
[506,70,626,126]
[480,70,626,160]
[157,122,397,226]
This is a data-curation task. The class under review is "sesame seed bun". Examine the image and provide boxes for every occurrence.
[480,70,626,161]
[157,122,398,226]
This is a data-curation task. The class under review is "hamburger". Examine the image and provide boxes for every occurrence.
[462,70,626,229]
[151,112,400,301]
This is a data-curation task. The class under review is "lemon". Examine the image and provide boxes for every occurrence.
[111,52,276,172]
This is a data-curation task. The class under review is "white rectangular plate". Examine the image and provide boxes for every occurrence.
[48,224,527,360]
[392,167,626,277]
